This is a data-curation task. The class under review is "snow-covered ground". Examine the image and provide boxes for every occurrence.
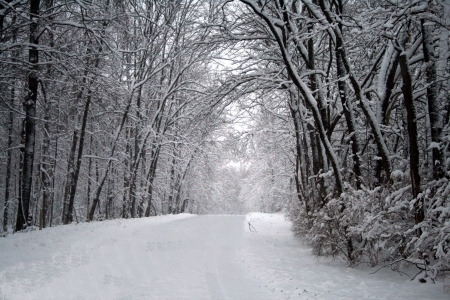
[0,213,447,299]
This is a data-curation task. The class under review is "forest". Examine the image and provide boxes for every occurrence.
[1,0,449,281]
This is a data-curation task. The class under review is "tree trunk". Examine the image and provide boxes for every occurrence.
[375,44,401,185]
[63,91,91,224]
[305,19,329,204]
[39,82,53,228]
[421,19,445,180]
[144,144,161,217]
[16,0,40,231]
[168,147,177,214]
[122,128,131,219]
[86,149,92,222]
[290,102,309,218]
[336,42,362,189]
[398,44,423,236]
[3,84,14,232]
[62,130,78,224]
[438,1,450,131]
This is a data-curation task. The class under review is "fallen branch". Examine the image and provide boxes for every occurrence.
[248,222,257,232]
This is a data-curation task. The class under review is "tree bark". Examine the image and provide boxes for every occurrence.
[375,44,401,185]
[305,16,329,204]
[122,128,131,219]
[86,142,92,222]
[62,130,78,224]
[62,89,92,224]
[421,19,445,180]
[289,100,309,218]
[16,0,40,231]
[39,82,52,228]
[129,86,143,218]
[398,43,423,236]
[335,37,362,189]
[144,143,162,217]
[3,84,14,232]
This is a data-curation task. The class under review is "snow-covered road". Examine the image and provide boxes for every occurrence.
[0,215,271,299]
[0,213,447,299]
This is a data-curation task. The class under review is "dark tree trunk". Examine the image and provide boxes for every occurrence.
[62,91,91,224]
[305,18,328,205]
[105,166,114,220]
[86,148,92,221]
[421,20,445,180]
[122,128,131,219]
[168,148,177,214]
[180,199,188,213]
[130,86,143,218]
[89,161,107,222]
[290,103,309,218]
[336,44,362,189]
[16,0,40,231]
[332,2,361,189]
[38,0,55,229]
[62,130,78,224]
[3,10,17,232]
[144,177,155,217]
[309,127,326,207]
[399,46,423,236]
[3,85,14,232]
[373,46,401,185]
[145,144,161,217]
[39,82,52,228]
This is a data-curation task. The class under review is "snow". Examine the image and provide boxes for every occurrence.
[0,213,447,299]
[427,142,441,150]
[391,169,405,181]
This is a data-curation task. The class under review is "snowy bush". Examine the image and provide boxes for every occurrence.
[291,179,450,280]
[413,178,450,280]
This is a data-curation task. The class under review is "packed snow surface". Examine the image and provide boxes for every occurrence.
[0,213,447,299]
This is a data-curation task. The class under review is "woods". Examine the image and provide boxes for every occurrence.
[1,0,450,282]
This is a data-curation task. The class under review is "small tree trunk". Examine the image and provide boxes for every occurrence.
[122,128,131,219]
[145,144,161,217]
[3,85,14,232]
[64,92,91,224]
[290,104,310,220]
[129,86,143,218]
[168,150,177,214]
[86,153,92,221]
[39,82,53,228]
[62,130,78,224]
[144,177,155,217]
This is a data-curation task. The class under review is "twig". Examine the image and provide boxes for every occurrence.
[248,222,257,232]
[369,258,411,278]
